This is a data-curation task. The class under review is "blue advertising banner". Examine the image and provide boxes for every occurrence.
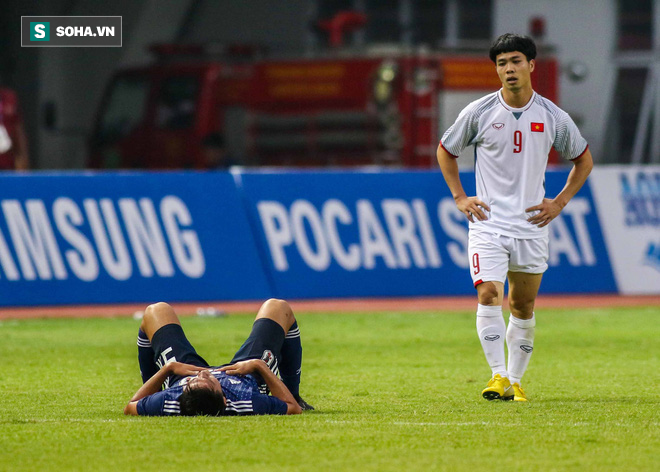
[238,170,475,299]
[238,169,616,299]
[0,168,620,307]
[0,171,271,306]
[541,172,617,294]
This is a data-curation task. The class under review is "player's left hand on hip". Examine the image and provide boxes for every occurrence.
[526,198,562,227]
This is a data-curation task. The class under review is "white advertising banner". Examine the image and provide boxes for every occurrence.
[589,166,660,294]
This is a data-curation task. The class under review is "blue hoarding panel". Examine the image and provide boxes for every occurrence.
[0,171,271,306]
[239,170,471,298]
[541,172,617,294]
[238,169,616,299]
[0,169,618,307]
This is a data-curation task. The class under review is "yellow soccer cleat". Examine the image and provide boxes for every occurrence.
[482,374,514,401]
[512,383,528,402]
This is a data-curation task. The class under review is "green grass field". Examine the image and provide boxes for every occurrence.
[1,305,658,472]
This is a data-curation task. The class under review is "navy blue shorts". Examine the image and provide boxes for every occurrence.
[151,318,285,386]
[230,318,286,379]
[151,324,209,385]
[231,318,285,394]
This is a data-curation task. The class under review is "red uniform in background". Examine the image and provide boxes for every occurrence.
[0,88,29,170]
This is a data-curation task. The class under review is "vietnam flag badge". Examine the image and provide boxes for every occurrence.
[531,122,544,132]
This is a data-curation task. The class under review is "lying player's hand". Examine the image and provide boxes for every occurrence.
[455,195,490,222]
[166,361,207,377]
[219,359,261,376]
[526,198,563,227]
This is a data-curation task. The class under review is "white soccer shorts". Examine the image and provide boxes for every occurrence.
[467,231,549,287]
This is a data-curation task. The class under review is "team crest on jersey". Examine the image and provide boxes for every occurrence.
[492,123,505,130]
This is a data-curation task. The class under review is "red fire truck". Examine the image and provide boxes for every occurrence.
[89,43,558,169]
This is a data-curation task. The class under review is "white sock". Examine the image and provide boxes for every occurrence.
[506,313,536,385]
[476,304,507,378]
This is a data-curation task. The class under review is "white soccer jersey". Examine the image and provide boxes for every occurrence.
[441,89,588,239]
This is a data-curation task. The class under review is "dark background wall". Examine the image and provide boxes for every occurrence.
[3,0,658,169]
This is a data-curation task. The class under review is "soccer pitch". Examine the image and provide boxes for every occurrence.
[1,305,658,471]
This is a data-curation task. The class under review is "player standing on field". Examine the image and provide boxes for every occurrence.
[437,33,593,401]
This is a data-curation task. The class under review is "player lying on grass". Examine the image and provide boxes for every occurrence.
[124,298,313,416]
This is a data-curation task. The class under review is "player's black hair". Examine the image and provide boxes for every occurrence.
[179,387,227,416]
[489,33,537,63]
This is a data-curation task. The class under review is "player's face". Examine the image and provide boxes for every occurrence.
[495,51,535,92]
[186,369,223,396]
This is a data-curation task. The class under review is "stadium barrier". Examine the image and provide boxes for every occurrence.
[0,166,657,307]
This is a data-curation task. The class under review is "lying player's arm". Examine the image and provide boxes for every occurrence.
[123,362,206,415]
[220,360,302,415]
[526,148,594,227]
[437,144,490,222]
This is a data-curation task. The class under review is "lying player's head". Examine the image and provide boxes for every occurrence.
[179,370,227,416]
[489,33,537,63]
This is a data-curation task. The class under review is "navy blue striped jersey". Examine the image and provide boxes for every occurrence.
[136,368,287,416]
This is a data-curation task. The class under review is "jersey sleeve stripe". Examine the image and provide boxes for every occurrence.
[163,400,180,414]
[570,144,589,161]
[226,406,254,413]
[439,142,459,158]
